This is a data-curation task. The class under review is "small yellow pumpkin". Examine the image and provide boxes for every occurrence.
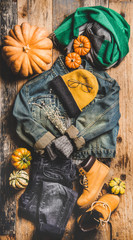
[2,22,53,77]
[109,177,126,195]
[11,148,32,170]
[9,170,29,190]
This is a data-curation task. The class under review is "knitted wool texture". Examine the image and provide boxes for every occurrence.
[50,69,98,117]
[54,6,130,69]
[62,69,98,110]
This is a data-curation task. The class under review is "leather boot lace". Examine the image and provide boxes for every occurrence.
[90,201,112,240]
[79,168,88,189]
[91,201,111,224]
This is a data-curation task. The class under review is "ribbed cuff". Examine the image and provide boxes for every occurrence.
[65,125,85,150]
[65,125,79,139]
[73,136,85,150]
[34,132,55,150]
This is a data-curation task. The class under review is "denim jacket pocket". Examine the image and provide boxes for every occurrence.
[30,94,57,111]
[30,94,69,135]
[30,94,58,123]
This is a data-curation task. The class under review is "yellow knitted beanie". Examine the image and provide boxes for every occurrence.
[50,69,98,117]
[62,69,98,111]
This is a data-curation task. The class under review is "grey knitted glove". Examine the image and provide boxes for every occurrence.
[46,125,85,161]
[53,135,73,159]
[46,135,73,160]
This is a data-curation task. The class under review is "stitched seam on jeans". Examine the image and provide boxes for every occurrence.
[78,100,119,137]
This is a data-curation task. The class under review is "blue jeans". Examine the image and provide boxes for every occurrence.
[19,153,78,238]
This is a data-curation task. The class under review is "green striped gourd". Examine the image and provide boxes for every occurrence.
[9,170,29,190]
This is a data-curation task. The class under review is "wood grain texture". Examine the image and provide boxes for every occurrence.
[80,0,109,7]
[0,0,18,236]
[0,0,132,239]
[27,0,53,69]
[27,0,52,30]
[108,1,133,239]
[52,0,83,62]
[15,1,52,239]
[18,0,28,25]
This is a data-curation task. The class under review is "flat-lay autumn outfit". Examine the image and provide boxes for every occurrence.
[13,55,120,237]
[13,55,120,159]
[12,4,131,238]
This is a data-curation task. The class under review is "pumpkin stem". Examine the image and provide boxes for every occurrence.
[22,157,28,163]
[79,43,84,47]
[23,45,30,53]
[71,59,75,62]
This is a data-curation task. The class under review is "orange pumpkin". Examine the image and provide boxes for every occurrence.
[11,148,32,170]
[65,52,81,69]
[73,35,91,56]
[2,22,53,77]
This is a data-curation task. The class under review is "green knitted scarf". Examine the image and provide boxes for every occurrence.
[54,6,130,68]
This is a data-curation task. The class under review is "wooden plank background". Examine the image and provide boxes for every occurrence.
[0,0,133,239]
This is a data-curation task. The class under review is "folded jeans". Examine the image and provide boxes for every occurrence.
[18,154,78,238]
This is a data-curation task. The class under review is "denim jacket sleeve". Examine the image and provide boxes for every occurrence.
[13,84,55,151]
[76,72,120,143]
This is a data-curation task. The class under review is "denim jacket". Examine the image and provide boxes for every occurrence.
[13,55,120,159]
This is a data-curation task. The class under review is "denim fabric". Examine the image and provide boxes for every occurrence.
[19,153,77,238]
[13,55,120,158]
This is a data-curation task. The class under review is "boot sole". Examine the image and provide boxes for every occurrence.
[78,174,109,210]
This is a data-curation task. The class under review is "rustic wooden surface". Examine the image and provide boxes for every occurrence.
[0,0,133,240]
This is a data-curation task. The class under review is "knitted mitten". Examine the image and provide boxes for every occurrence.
[53,135,73,158]
[46,125,86,160]
[46,135,73,160]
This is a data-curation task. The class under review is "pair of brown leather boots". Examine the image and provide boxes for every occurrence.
[76,156,120,232]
